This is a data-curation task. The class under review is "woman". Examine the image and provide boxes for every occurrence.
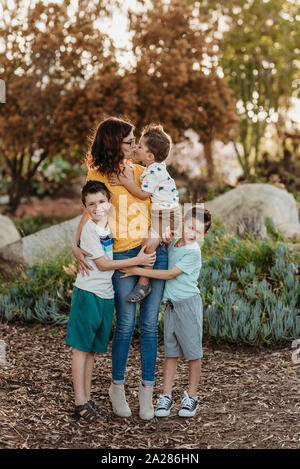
[72,116,168,420]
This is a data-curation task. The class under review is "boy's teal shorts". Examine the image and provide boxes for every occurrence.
[66,286,114,353]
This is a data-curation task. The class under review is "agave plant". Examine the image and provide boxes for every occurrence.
[200,238,300,345]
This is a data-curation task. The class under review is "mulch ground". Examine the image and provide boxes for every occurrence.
[0,323,300,450]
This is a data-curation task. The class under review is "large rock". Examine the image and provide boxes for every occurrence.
[0,215,21,249]
[205,184,300,240]
[0,340,7,367]
[0,216,81,266]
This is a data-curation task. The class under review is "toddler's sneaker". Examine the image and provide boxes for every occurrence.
[178,391,199,418]
[155,394,173,417]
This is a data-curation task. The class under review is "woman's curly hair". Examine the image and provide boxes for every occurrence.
[85,117,134,175]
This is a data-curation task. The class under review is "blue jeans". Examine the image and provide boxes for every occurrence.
[112,244,168,386]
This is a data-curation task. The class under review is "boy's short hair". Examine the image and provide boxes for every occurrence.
[184,206,212,233]
[141,124,172,163]
[81,180,111,206]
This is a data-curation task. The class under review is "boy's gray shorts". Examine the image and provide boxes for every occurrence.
[164,294,203,360]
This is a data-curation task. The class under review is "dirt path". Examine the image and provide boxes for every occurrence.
[0,323,299,450]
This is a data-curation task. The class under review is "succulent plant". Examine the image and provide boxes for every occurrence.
[199,240,300,345]
[1,234,299,346]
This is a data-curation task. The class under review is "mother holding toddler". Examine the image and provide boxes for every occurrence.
[73,116,168,420]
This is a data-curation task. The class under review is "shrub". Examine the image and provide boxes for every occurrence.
[14,214,72,237]
[0,253,76,325]
[200,235,300,345]
[1,222,299,346]
[31,154,83,197]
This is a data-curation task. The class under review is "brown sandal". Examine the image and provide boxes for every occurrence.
[74,402,98,422]
[126,283,152,303]
[88,399,106,417]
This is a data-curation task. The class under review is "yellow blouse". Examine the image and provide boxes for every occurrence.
[86,163,151,252]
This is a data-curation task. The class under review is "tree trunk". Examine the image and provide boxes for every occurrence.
[8,175,26,213]
[6,151,48,213]
[203,140,214,180]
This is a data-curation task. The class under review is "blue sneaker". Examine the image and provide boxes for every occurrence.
[178,391,199,418]
[155,394,173,417]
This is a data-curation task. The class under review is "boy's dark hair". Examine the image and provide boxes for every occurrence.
[141,124,172,163]
[184,206,212,233]
[81,180,111,206]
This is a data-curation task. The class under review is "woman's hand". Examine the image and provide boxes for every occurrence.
[72,244,93,276]
[136,245,156,267]
[108,173,127,186]
[120,267,138,278]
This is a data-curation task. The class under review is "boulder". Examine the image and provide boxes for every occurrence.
[0,215,21,249]
[0,216,81,266]
[205,184,300,240]
[0,340,6,367]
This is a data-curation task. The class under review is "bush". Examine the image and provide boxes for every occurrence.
[200,229,300,345]
[31,154,84,197]
[0,253,76,325]
[1,222,299,346]
[0,152,85,201]
[14,214,72,237]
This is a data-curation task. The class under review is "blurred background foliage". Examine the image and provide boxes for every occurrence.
[0,0,300,345]
[0,0,299,211]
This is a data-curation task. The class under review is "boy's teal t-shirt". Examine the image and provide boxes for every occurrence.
[162,239,201,302]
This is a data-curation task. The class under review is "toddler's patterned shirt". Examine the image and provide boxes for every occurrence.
[140,162,179,210]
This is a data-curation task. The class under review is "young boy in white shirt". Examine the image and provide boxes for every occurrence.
[120,206,211,418]
[109,124,181,303]
[66,180,156,422]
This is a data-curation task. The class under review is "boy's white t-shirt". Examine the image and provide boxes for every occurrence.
[140,162,179,210]
[74,219,114,299]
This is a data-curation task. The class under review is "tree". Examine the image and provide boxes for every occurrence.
[198,0,300,178]
[0,0,136,211]
[129,0,239,179]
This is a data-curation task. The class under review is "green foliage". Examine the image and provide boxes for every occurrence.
[1,221,299,346]
[14,214,71,237]
[1,151,84,205]
[0,253,76,325]
[265,217,284,242]
[31,154,84,197]
[200,238,300,345]
[202,220,275,274]
[198,0,300,177]
[0,159,10,196]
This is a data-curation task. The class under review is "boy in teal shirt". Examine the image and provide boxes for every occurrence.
[120,206,211,418]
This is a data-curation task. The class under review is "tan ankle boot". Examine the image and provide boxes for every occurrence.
[139,383,154,420]
[109,383,131,417]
